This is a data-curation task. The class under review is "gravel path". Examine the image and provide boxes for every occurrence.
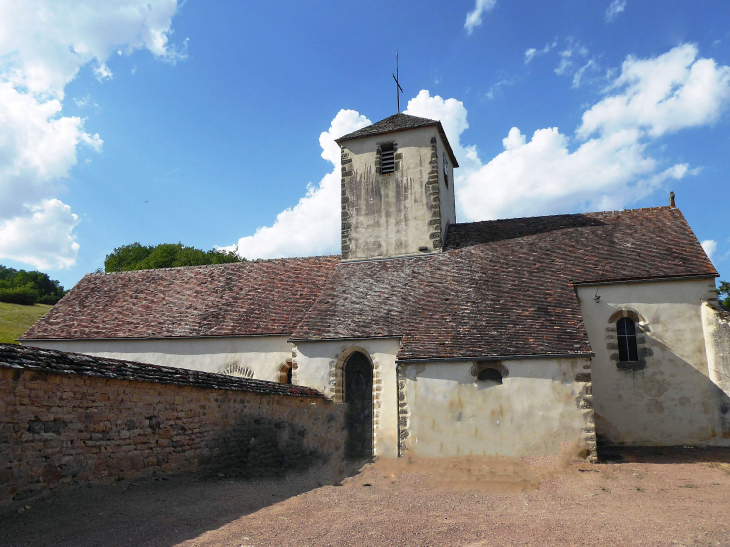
[2,449,729,546]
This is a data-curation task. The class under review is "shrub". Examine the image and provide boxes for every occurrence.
[0,285,40,305]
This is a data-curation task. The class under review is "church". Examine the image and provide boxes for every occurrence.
[21,113,730,461]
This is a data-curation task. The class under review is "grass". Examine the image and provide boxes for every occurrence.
[0,301,52,344]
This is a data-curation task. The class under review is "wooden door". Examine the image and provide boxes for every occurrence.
[344,352,373,460]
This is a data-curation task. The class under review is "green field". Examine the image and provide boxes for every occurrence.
[0,302,52,344]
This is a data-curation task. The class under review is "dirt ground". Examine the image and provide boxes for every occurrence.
[2,448,730,547]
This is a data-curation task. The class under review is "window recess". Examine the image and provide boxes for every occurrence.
[380,143,395,174]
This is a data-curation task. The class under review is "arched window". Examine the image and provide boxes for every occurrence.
[617,317,638,362]
[477,367,503,384]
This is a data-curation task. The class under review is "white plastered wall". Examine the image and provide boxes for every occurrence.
[294,338,401,457]
[400,358,591,457]
[22,336,293,382]
[434,131,456,237]
[701,301,730,440]
[576,278,730,446]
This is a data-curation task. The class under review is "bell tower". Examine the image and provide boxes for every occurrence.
[336,113,459,261]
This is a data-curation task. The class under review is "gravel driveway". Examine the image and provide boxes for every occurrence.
[2,448,729,546]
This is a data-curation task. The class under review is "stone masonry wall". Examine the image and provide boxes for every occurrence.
[0,344,345,505]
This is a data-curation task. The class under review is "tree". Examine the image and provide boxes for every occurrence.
[0,266,67,305]
[104,242,244,272]
[104,242,154,272]
[718,281,730,309]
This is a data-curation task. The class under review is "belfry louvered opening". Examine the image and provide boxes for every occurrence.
[380,143,395,174]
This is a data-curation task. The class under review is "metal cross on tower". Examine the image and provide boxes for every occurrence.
[393,51,403,113]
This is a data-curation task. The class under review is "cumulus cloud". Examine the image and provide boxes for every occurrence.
[605,0,627,22]
[701,240,718,261]
[464,0,497,35]
[0,82,101,218]
[0,0,184,98]
[224,110,371,259]
[227,44,729,261]
[0,200,80,269]
[0,0,184,269]
[578,44,730,139]
[455,44,729,222]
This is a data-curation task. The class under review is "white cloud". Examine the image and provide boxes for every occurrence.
[605,0,627,22]
[225,110,371,259]
[0,199,80,269]
[525,40,557,64]
[464,0,497,35]
[94,63,114,82]
[702,239,718,261]
[555,38,589,76]
[0,0,184,98]
[455,44,728,222]
[0,0,184,270]
[405,90,481,173]
[73,95,90,108]
[0,82,100,219]
[226,45,729,261]
[579,44,730,139]
[572,59,598,88]
[484,77,517,100]
[456,126,686,220]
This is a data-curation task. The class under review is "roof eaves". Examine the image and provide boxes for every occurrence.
[19,332,295,342]
[571,273,718,287]
[335,120,459,168]
[395,352,595,364]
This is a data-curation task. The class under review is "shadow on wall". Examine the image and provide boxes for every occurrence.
[594,332,730,448]
[206,413,346,480]
[0,412,368,547]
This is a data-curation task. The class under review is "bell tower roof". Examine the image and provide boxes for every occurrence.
[336,113,459,167]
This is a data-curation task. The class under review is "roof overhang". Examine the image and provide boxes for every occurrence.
[395,352,595,364]
[336,120,459,168]
[572,273,717,288]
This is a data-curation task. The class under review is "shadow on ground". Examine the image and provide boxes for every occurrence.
[598,445,730,464]
[0,461,369,547]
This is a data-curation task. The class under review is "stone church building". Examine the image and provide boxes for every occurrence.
[21,114,730,461]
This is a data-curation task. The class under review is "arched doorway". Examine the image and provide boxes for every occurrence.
[343,351,373,460]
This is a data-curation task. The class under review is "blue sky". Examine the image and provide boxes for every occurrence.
[1,0,729,291]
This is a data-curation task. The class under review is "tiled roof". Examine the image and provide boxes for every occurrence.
[336,113,440,142]
[22,207,715,361]
[21,256,340,340]
[335,113,460,167]
[291,207,716,360]
[0,343,324,398]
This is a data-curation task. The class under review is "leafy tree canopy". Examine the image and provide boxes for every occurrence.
[0,265,67,306]
[718,280,730,309]
[104,242,244,272]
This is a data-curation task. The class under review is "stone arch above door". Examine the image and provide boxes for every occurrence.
[327,345,383,456]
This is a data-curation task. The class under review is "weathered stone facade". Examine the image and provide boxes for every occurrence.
[0,345,345,505]
[338,125,456,261]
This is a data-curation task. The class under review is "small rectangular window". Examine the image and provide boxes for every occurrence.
[380,143,395,174]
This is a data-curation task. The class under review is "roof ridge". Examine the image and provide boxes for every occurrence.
[451,205,676,227]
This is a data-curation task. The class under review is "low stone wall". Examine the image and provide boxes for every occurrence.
[0,344,345,505]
